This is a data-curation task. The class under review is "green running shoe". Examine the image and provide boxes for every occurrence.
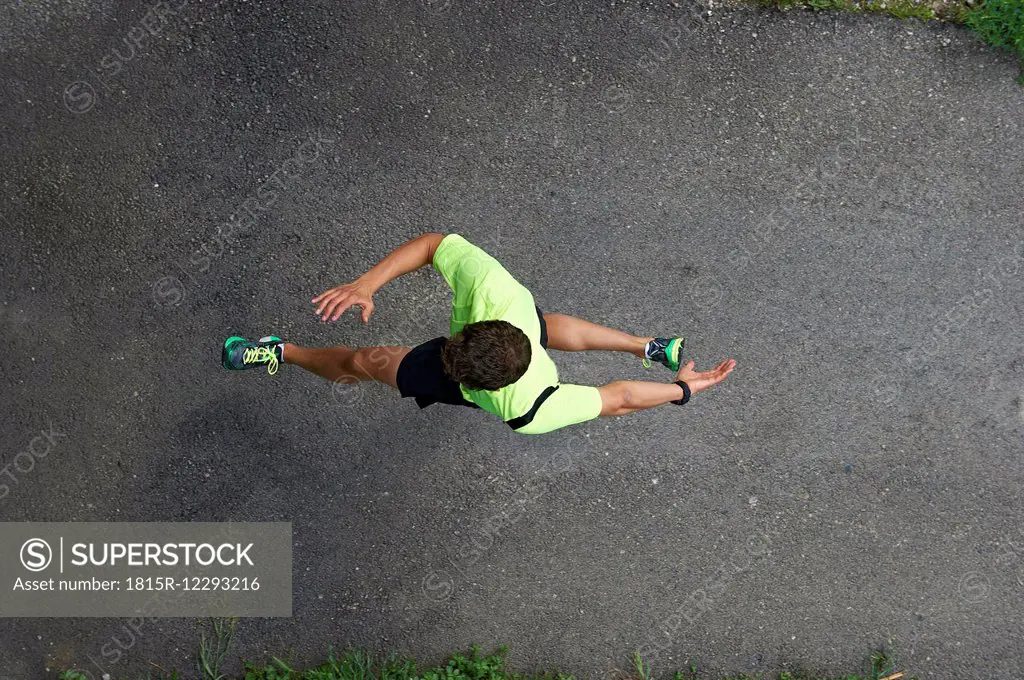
[222,336,283,375]
[642,337,685,371]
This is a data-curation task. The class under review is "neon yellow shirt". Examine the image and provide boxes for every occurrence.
[431,234,603,434]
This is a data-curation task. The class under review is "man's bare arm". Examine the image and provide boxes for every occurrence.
[312,232,446,322]
[356,232,446,293]
[597,359,736,417]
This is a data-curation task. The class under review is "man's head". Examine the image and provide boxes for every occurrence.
[441,320,531,391]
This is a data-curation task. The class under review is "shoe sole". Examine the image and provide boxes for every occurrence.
[222,336,245,370]
[667,337,686,371]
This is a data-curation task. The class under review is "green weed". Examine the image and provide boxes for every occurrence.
[966,0,1024,82]
[199,618,239,680]
[57,645,916,679]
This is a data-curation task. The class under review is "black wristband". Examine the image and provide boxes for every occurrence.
[671,380,691,405]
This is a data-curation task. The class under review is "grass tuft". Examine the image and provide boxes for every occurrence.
[965,0,1024,82]
[198,618,239,680]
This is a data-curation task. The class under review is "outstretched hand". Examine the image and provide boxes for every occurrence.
[675,359,736,395]
[311,281,375,323]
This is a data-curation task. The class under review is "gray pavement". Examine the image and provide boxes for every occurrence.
[1,0,1023,678]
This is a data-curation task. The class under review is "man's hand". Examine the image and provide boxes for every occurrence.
[311,280,376,323]
[310,233,446,323]
[675,358,736,394]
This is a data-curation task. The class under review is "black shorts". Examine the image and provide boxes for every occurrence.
[396,306,549,409]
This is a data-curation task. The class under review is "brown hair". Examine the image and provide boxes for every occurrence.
[441,320,531,391]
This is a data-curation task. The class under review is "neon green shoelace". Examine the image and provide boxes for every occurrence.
[243,345,279,375]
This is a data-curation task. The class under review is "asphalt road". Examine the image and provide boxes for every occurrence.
[1,0,1023,678]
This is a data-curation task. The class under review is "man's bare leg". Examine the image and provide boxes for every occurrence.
[282,343,411,388]
[542,313,653,358]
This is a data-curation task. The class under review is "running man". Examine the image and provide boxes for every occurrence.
[221,232,735,434]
